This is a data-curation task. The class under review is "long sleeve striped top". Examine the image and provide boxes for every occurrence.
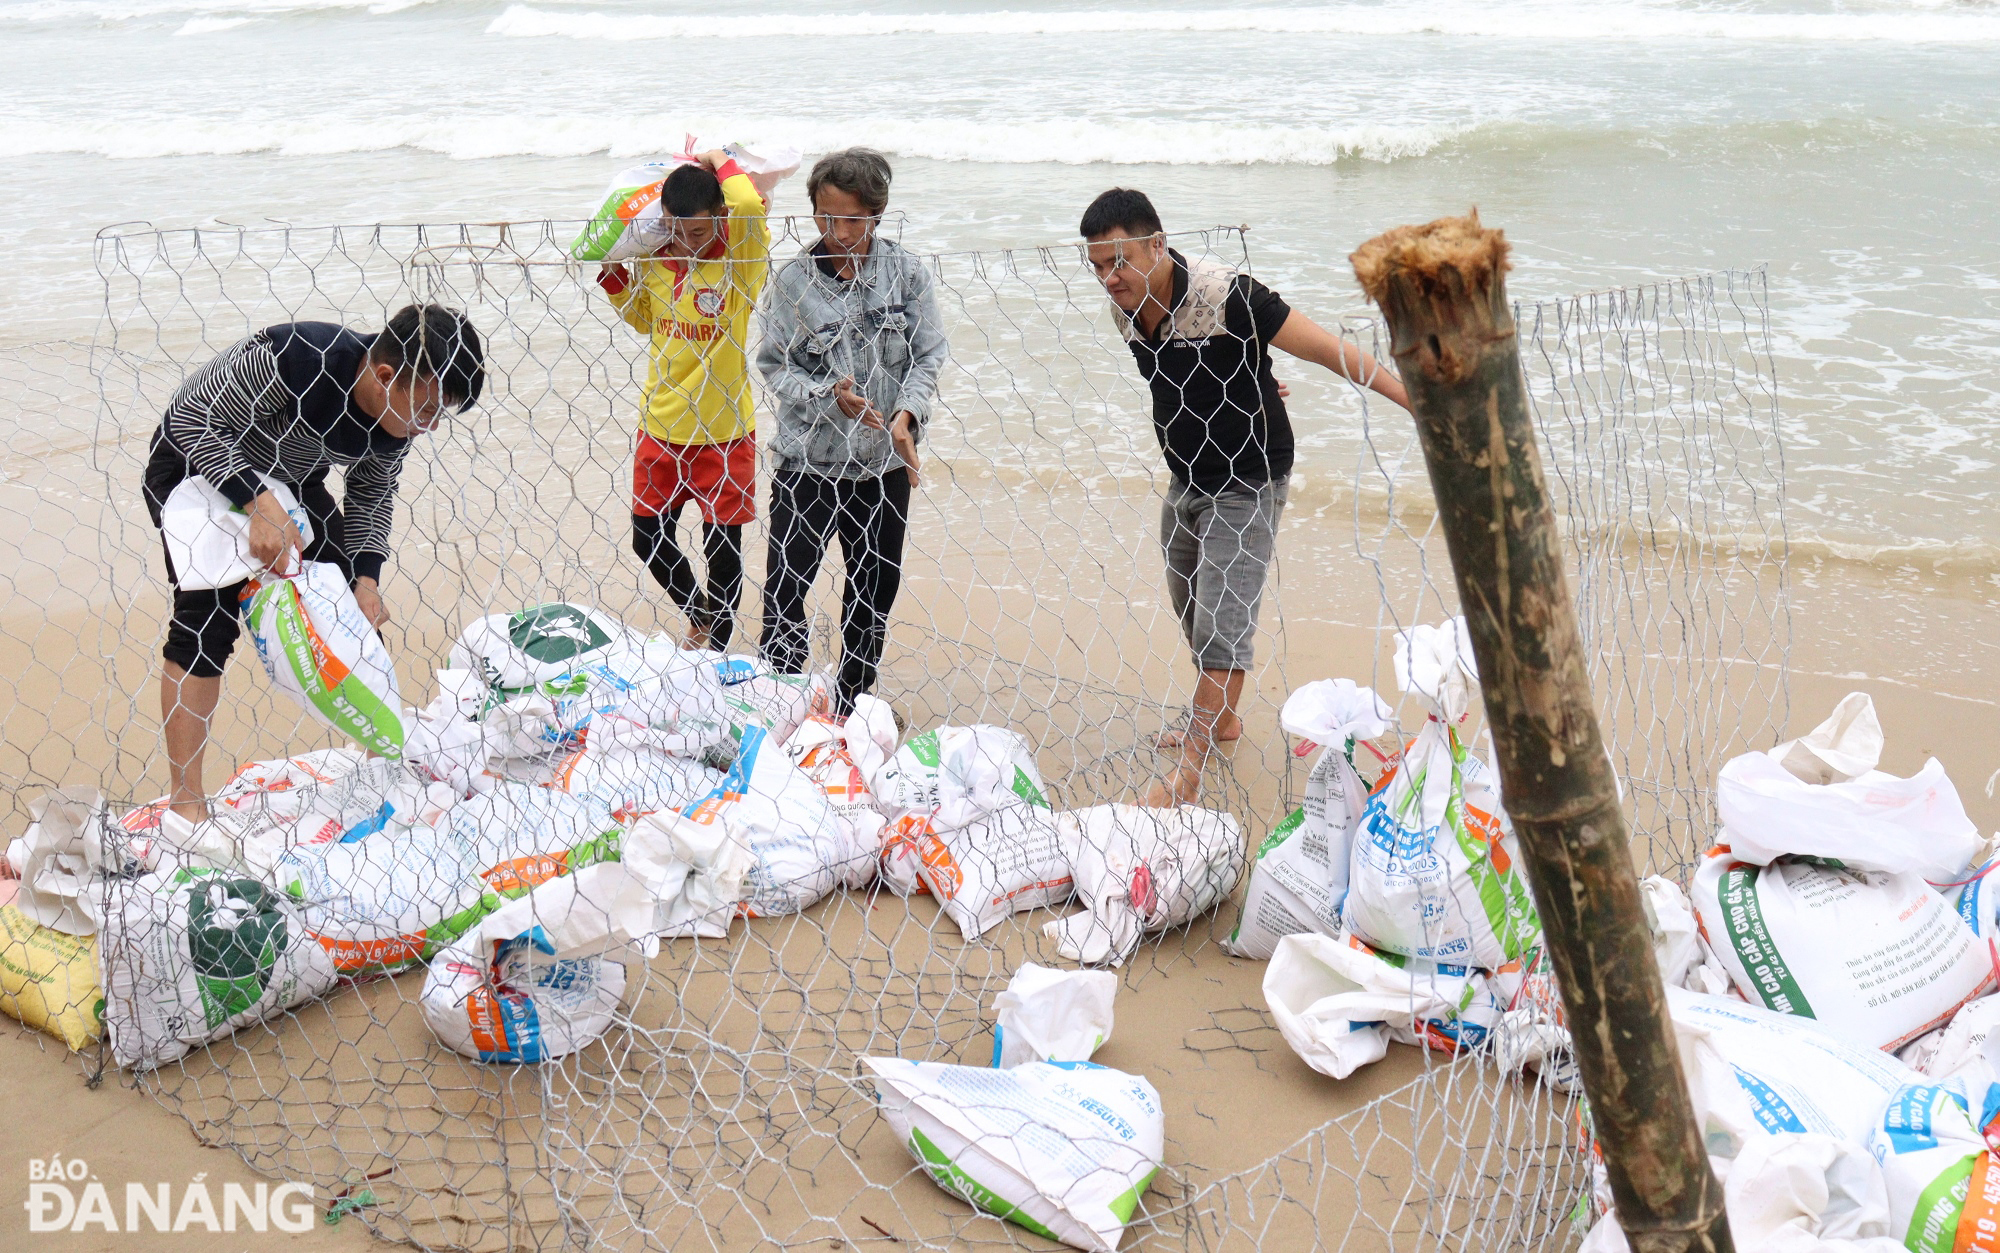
[156,322,409,582]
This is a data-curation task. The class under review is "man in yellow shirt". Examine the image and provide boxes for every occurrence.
[597,149,771,648]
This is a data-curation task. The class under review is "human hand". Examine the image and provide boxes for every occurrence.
[246,490,305,577]
[1276,379,1291,399]
[890,410,920,487]
[835,378,883,425]
[697,149,730,171]
[352,577,389,630]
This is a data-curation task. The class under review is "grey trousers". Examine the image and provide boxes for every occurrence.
[1160,477,1288,671]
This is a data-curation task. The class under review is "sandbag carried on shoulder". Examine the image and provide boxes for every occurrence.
[244,562,404,758]
[570,141,799,263]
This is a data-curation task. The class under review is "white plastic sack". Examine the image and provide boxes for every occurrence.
[159,474,314,591]
[1584,1134,1903,1253]
[708,657,830,747]
[1644,874,1734,995]
[1898,997,2000,1084]
[100,866,341,1070]
[857,716,1052,830]
[865,1057,1162,1253]
[1870,1079,2000,1253]
[1691,852,1993,1051]
[244,561,404,758]
[679,723,871,917]
[422,863,643,1063]
[1670,987,1925,1155]
[1264,931,1507,1080]
[991,964,1116,1069]
[1223,679,1392,960]
[1717,693,1978,882]
[569,141,800,263]
[917,805,1073,940]
[846,697,929,894]
[541,739,724,816]
[787,714,888,858]
[1046,805,1243,966]
[11,788,113,936]
[1344,621,1540,968]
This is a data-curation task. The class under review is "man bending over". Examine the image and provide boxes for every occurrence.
[1080,188,1410,805]
[144,304,485,820]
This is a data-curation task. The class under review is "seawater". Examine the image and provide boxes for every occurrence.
[2,0,1998,571]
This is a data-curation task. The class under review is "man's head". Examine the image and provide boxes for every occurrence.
[1081,188,1169,314]
[356,304,485,437]
[660,162,728,257]
[808,147,892,260]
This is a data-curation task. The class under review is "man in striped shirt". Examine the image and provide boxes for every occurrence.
[142,303,484,820]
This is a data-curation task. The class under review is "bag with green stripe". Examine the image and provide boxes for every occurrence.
[864,1056,1163,1253]
[1691,851,1993,1052]
[1342,619,1542,968]
[1869,1079,2000,1253]
[243,562,404,759]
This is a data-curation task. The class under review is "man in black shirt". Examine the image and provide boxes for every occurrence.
[1080,188,1409,804]
[143,303,484,819]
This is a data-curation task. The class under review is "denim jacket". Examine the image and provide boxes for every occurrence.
[756,236,950,479]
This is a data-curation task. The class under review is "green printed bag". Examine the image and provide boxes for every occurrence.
[244,562,404,759]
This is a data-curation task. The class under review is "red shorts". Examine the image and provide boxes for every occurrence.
[632,433,758,524]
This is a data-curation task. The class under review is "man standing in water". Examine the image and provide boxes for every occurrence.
[144,304,485,820]
[1080,188,1410,804]
[598,150,773,650]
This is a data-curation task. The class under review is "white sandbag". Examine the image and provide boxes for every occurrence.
[100,866,341,1070]
[864,1056,1162,1253]
[708,657,830,747]
[421,863,640,1064]
[845,696,928,893]
[1670,987,1924,1154]
[786,714,888,860]
[243,561,404,758]
[1264,930,1507,1080]
[1584,1135,1903,1253]
[158,474,314,591]
[916,805,1073,940]
[569,142,800,263]
[1046,804,1243,967]
[1898,997,2000,1084]
[619,809,757,941]
[1222,679,1392,960]
[541,738,724,817]
[451,603,630,693]
[1343,619,1540,968]
[858,717,1053,829]
[878,812,935,898]
[1869,1079,2000,1253]
[991,963,1116,1069]
[1644,874,1734,995]
[1691,852,1993,1051]
[11,788,114,936]
[679,724,870,917]
[1717,693,1978,882]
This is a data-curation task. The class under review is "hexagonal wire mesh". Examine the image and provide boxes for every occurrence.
[0,216,1787,1250]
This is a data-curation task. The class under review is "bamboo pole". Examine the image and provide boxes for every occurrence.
[1350,212,1731,1253]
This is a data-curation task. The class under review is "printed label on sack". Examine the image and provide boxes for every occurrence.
[1715,862,1817,1018]
[270,584,404,758]
[909,1128,1062,1243]
[1906,1153,1976,1253]
[1959,1151,2000,1253]
[185,879,287,1030]
[508,604,613,664]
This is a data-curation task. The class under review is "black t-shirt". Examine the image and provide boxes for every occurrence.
[1120,249,1294,492]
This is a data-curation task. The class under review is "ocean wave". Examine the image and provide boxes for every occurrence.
[0,0,439,22]
[0,113,1462,165]
[487,3,2000,44]
[173,15,257,33]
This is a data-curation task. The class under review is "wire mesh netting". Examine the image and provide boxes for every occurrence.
[0,213,1788,1251]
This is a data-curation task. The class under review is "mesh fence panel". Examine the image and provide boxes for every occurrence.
[0,214,1787,1251]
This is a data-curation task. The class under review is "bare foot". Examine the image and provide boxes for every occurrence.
[1156,713,1242,749]
[1140,765,1203,809]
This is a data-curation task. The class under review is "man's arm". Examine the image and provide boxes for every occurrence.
[595,264,656,332]
[754,266,843,424]
[889,255,950,431]
[710,150,773,295]
[163,337,287,506]
[1269,310,1411,412]
[337,447,404,625]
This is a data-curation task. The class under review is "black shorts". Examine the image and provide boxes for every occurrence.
[143,430,349,679]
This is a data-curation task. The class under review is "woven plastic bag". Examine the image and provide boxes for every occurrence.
[243,561,403,758]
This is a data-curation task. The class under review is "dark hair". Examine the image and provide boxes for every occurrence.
[662,162,727,217]
[807,148,893,215]
[373,304,485,412]
[1079,188,1164,240]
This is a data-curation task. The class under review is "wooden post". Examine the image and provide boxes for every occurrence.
[1351,212,1731,1253]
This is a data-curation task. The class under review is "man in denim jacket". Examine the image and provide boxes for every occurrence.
[756,148,950,714]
